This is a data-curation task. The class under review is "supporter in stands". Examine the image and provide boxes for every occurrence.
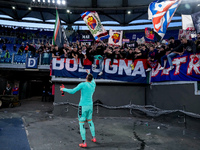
[17,43,25,55]
[45,42,50,49]
[168,36,181,50]
[42,47,50,65]
[86,44,95,68]
[71,47,79,64]
[146,46,158,72]
[159,45,172,70]
[104,46,113,63]
[66,47,73,59]
[140,45,149,59]
[38,43,45,54]
[156,45,167,67]
[52,45,62,58]
[134,47,142,59]
[119,47,127,58]
[61,43,68,58]
[2,44,6,51]
[24,45,29,53]
[4,50,10,58]
[93,42,105,76]
[13,44,17,52]
[125,48,135,70]
[164,37,189,70]
[195,37,200,52]
[78,46,87,69]
[181,36,196,54]
[12,84,19,95]
[112,47,122,60]
[28,43,36,57]
[3,83,12,95]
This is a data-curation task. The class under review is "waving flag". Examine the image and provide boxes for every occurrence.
[81,11,109,41]
[148,0,182,40]
[53,10,67,48]
[108,29,123,46]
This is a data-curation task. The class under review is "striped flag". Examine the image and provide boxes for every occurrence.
[148,0,182,40]
[81,11,109,41]
[53,10,66,48]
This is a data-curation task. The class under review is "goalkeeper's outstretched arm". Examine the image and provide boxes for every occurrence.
[60,83,83,94]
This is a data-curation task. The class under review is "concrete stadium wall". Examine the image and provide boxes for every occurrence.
[53,80,200,128]
[146,82,200,130]
[53,80,146,117]
[146,82,200,114]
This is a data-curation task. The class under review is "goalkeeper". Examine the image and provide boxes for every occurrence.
[60,70,96,148]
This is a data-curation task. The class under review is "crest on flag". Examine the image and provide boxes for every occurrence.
[148,0,182,40]
[145,28,154,40]
[87,16,97,30]
[108,29,123,46]
[81,11,109,41]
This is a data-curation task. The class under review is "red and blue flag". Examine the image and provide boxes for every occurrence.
[148,0,182,39]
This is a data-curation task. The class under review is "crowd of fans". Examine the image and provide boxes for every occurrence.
[50,35,199,75]
[0,25,52,44]
[1,33,200,74]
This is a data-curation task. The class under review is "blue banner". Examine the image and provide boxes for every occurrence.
[151,52,200,82]
[52,58,148,84]
[26,57,38,69]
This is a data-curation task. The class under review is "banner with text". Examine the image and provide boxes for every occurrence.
[26,57,38,69]
[151,52,200,82]
[52,58,148,84]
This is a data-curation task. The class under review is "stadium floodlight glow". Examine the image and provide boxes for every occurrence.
[198,4,200,7]
[127,11,131,14]
[38,0,40,2]
[32,0,35,2]
[48,0,50,3]
[62,0,66,5]
[57,0,61,5]
[12,6,16,10]
[28,7,31,10]
[67,9,70,13]
[52,0,55,3]
[43,0,45,3]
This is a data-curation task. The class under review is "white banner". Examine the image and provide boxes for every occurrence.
[182,15,195,31]
[108,29,123,46]
[81,11,109,41]
[178,29,197,40]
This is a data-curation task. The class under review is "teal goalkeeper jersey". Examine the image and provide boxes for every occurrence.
[63,78,96,106]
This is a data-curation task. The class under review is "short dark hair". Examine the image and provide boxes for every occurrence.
[168,36,174,40]
[87,74,93,82]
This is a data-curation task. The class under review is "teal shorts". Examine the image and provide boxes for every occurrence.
[78,105,93,122]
